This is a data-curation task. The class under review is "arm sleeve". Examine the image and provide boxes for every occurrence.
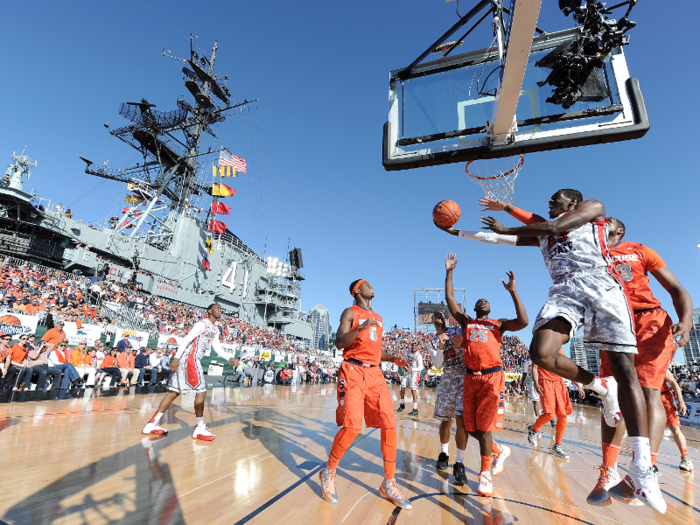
[457,230,517,245]
[212,331,236,361]
[414,353,424,371]
[431,348,445,369]
[643,246,666,272]
[174,321,207,360]
[508,207,547,225]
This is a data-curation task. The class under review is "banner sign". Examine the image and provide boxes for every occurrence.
[115,329,150,350]
[260,350,271,361]
[505,373,521,382]
[274,352,285,362]
[239,345,256,359]
[64,322,103,347]
[680,401,700,427]
[158,334,183,351]
[428,368,444,376]
[0,312,39,337]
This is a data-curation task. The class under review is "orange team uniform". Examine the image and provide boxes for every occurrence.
[599,242,675,390]
[660,381,681,428]
[462,318,505,432]
[336,305,394,431]
[537,348,573,419]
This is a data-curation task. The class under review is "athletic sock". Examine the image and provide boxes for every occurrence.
[480,455,491,473]
[492,440,503,456]
[650,451,658,466]
[602,442,620,470]
[555,417,566,444]
[149,411,163,424]
[413,403,418,410]
[681,448,689,458]
[455,448,465,464]
[195,417,204,427]
[440,442,449,454]
[532,413,552,432]
[585,376,608,396]
[629,436,652,469]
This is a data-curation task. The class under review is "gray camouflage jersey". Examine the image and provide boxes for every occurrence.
[431,334,466,374]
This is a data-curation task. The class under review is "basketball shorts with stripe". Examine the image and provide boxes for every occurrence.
[661,390,680,428]
[168,350,206,394]
[462,370,505,433]
[433,371,465,421]
[336,361,396,430]
[527,380,540,402]
[400,371,420,391]
[533,267,637,353]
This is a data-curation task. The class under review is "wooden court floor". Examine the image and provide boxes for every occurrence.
[0,384,697,525]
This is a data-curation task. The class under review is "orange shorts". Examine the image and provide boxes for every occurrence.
[598,308,675,390]
[336,361,396,430]
[661,389,680,427]
[538,378,573,417]
[462,370,505,432]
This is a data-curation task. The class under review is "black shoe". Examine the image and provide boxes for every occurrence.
[453,462,468,485]
[408,408,419,416]
[550,419,556,428]
[397,404,405,412]
[436,452,449,471]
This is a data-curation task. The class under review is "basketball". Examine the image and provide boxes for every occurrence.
[0,315,21,326]
[432,200,461,228]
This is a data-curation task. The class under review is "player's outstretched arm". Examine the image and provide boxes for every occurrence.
[498,270,529,332]
[481,200,605,237]
[444,253,471,327]
[479,197,547,225]
[651,266,693,347]
[666,370,687,415]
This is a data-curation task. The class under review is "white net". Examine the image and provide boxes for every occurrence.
[466,154,524,203]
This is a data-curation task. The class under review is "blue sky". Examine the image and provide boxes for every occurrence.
[1,1,698,361]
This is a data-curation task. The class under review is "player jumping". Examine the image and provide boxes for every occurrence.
[142,303,239,441]
[318,279,413,509]
[397,343,423,416]
[445,254,527,496]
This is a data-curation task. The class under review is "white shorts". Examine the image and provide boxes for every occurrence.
[400,371,420,391]
[527,381,540,402]
[433,371,464,421]
[168,351,206,393]
[533,267,637,353]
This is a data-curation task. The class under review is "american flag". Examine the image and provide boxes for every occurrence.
[220,150,246,174]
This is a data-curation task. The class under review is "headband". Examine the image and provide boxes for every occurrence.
[351,279,367,297]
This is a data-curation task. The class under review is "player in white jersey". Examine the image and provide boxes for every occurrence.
[397,344,423,416]
[439,189,666,513]
[428,311,468,484]
[142,304,239,441]
[520,358,544,421]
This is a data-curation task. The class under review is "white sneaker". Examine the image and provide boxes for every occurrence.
[491,445,511,476]
[600,377,623,427]
[142,421,168,435]
[192,424,216,441]
[478,471,493,497]
[624,461,667,513]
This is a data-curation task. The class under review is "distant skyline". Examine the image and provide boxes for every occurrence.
[1,1,697,363]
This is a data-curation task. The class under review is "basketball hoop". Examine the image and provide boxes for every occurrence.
[465,154,524,203]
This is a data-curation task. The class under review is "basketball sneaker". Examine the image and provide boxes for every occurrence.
[408,408,419,416]
[606,474,643,506]
[436,452,449,471]
[379,479,412,509]
[491,445,511,476]
[477,471,493,497]
[599,377,623,427]
[610,462,666,513]
[550,419,556,428]
[319,467,338,504]
[192,424,215,441]
[397,404,405,413]
[526,425,538,446]
[680,456,694,472]
[586,464,620,506]
[551,444,570,460]
[453,462,468,485]
[142,422,168,435]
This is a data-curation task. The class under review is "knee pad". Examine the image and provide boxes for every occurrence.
[381,428,397,448]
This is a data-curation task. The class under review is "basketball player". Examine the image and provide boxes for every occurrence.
[661,370,694,472]
[585,217,693,506]
[520,357,544,424]
[141,304,239,441]
[526,348,580,459]
[397,343,423,416]
[318,279,413,509]
[445,254,527,497]
[442,191,666,512]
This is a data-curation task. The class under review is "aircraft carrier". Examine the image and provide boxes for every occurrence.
[0,38,313,342]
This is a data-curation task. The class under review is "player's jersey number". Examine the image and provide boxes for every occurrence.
[369,326,377,341]
[469,329,489,342]
[615,263,633,282]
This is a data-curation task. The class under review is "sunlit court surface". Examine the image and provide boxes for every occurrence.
[0,385,696,525]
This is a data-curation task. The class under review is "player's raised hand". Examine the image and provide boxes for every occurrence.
[479,197,508,212]
[434,221,459,236]
[359,318,379,331]
[480,216,507,233]
[671,321,691,348]
[445,253,459,271]
[501,270,516,292]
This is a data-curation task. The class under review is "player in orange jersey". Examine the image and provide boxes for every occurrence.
[588,217,693,506]
[444,253,529,497]
[661,370,694,471]
[318,279,413,509]
[526,348,584,459]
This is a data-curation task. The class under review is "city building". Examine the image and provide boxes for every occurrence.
[309,304,331,350]
[569,334,599,375]
[682,308,700,363]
